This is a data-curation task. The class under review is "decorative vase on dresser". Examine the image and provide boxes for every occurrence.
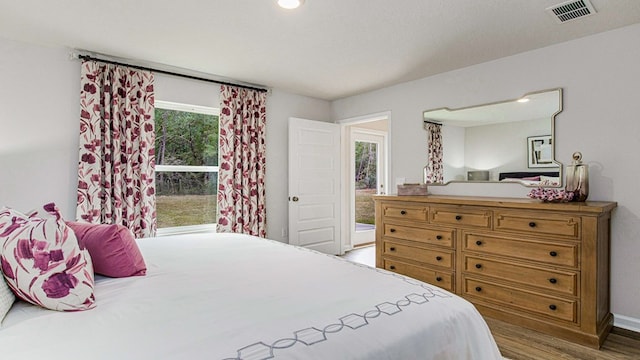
[374,195,616,348]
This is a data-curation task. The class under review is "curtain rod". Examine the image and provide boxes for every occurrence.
[423,120,442,125]
[77,54,268,93]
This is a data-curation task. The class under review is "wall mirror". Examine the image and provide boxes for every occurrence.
[423,88,563,187]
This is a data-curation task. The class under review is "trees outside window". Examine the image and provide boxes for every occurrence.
[154,101,219,231]
[354,141,378,225]
[354,141,378,189]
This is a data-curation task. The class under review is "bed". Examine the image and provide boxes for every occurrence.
[1,232,502,359]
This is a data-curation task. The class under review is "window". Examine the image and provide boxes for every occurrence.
[154,101,220,234]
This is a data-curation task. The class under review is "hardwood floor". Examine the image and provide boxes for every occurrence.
[488,317,640,360]
[340,246,640,359]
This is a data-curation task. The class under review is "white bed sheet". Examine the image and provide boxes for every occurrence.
[1,233,502,359]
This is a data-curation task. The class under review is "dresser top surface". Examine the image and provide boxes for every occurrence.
[373,195,617,214]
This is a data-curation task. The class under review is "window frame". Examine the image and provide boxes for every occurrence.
[154,100,221,236]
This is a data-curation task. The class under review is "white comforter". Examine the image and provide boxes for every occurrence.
[1,233,502,359]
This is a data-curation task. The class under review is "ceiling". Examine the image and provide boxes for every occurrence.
[1,0,639,100]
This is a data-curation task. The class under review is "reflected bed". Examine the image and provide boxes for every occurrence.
[499,171,560,186]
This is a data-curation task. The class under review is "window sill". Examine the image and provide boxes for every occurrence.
[156,224,217,237]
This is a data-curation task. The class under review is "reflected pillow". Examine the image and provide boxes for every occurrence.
[66,222,146,278]
[0,204,95,311]
[539,176,560,186]
[501,178,526,182]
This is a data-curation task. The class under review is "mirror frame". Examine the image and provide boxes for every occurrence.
[423,88,563,187]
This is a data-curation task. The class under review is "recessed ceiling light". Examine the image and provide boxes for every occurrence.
[517,98,530,103]
[278,0,304,10]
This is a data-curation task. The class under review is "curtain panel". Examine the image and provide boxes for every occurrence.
[76,60,156,238]
[424,122,444,183]
[217,85,267,237]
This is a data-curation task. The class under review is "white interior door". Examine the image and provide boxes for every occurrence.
[288,118,341,255]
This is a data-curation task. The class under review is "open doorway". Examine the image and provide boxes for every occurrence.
[340,114,389,252]
[351,130,385,246]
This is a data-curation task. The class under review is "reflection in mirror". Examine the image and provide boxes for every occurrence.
[423,88,562,187]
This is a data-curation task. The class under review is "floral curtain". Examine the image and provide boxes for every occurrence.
[424,122,443,183]
[76,60,156,238]
[217,85,267,237]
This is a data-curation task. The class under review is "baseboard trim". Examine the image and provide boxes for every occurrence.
[353,241,375,248]
[613,313,640,333]
[342,245,354,254]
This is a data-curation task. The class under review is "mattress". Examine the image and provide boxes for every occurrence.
[1,233,502,359]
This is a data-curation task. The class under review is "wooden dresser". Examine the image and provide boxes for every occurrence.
[374,195,616,348]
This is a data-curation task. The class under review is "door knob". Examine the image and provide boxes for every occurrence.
[292,196,299,202]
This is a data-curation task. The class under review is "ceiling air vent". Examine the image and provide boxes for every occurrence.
[546,0,597,23]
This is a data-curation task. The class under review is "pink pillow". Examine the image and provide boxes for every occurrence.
[0,203,95,311]
[66,222,146,278]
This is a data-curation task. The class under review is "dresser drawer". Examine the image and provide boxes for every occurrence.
[381,203,428,221]
[463,278,577,323]
[464,232,579,268]
[384,241,454,269]
[430,206,492,229]
[494,210,581,239]
[463,255,578,296]
[383,259,453,291]
[383,224,454,248]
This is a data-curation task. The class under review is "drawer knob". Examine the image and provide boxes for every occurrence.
[436,256,443,261]
[389,247,396,251]
[475,240,483,246]
[475,286,482,292]
[455,215,462,221]
[436,235,443,240]
[389,265,396,270]
[475,263,482,269]
[549,278,557,284]
[436,276,443,282]
[400,210,407,215]
[549,304,557,311]
[529,222,537,227]
[390,228,396,233]
[549,251,558,257]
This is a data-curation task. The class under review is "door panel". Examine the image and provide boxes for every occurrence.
[288,118,341,255]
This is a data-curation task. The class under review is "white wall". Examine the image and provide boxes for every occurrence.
[155,73,220,107]
[331,23,640,329]
[0,36,332,245]
[462,117,551,180]
[0,40,80,217]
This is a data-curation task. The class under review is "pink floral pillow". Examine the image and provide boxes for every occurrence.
[66,222,146,278]
[0,203,96,311]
